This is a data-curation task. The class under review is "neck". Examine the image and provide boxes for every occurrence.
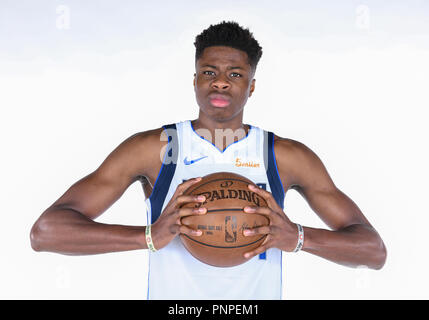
[191,114,250,151]
[193,110,248,131]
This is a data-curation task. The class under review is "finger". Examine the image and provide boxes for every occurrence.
[176,207,206,225]
[243,206,273,217]
[248,184,282,211]
[243,240,271,259]
[171,224,203,237]
[243,225,271,237]
[243,205,281,224]
[173,177,202,198]
[164,178,202,213]
[175,194,206,208]
[176,206,207,218]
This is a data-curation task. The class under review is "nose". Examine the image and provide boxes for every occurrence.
[211,75,230,91]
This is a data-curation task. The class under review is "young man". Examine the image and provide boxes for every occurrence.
[30,21,386,299]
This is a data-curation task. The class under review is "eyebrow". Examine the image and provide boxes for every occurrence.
[201,64,245,70]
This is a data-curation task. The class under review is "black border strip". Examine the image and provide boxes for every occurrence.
[205,208,243,212]
[181,234,266,249]
[185,177,254,195]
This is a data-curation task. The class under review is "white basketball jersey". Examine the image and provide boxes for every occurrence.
[145,120,285,300]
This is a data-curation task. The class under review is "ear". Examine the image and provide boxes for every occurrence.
[193,73,196,87]
[248,78,256,97]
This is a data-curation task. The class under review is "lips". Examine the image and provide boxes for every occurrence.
[209,93,231,108]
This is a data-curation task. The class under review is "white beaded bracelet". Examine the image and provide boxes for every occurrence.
[145,225,157,252]
[293,224,304,253]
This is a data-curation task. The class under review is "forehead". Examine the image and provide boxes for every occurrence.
[197,46,250,68]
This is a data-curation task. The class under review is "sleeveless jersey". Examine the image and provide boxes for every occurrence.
[145,120,285,299]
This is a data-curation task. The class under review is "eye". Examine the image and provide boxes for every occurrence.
[230,72,242,78]
[203,71,215,76]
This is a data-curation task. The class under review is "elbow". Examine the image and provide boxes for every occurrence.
[30,216,52,252]
[369,238,387,270]
[30,220,44,252]
[375,242,387,270]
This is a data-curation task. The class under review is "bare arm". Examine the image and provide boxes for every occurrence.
[278,138,387,269]
[30,130,163,255]
[243,137,387,270]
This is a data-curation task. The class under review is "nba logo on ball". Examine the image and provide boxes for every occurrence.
[180,172,269,267]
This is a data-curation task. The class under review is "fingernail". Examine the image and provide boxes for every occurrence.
[248,184,256,190]
[244,206,255,212]
[244,253,250,258]
[197,195,206,201]
[198,208,206,213]
[243,230,252,236]
[195,230,202,236]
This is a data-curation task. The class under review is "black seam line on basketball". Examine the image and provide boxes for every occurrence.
[185,178,253,195]
[206,208,243,212]
[182,234,266,249]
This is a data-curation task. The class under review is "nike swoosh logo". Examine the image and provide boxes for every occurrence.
[184,155,208,165]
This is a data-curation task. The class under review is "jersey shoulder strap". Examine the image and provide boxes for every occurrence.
[264,130,285,209]
[149,123,178,223]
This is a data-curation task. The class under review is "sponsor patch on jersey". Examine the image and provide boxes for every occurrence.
[235,157,260,168]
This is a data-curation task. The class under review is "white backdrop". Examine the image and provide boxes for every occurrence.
[1,0,428,299]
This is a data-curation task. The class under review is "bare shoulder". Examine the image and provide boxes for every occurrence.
[273,134,335,191]
[273,134,318,165]
[96,127,167,182]
[273,134,310,156]
[121,127,166,155]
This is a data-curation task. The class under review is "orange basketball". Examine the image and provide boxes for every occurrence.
[180,172,269,267]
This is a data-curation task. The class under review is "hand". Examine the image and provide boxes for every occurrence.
[150,177,207,250]
[242,184,300,258]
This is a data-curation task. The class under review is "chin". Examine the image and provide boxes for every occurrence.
[205,107,232,119]
[198,102,242,122]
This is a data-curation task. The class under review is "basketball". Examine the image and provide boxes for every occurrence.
[180,172,269,267]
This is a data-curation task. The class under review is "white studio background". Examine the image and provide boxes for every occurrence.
[1,0,428,299]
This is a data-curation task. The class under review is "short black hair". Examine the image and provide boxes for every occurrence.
[194,21,263,72]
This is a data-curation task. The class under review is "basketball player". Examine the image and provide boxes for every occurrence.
[30,21,386,299]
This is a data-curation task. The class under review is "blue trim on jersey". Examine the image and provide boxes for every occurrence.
[189,120,253,153]
[149,123,177,223]
[146,249,151,300]
[267,132,285,297]
[267,131,285,209]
